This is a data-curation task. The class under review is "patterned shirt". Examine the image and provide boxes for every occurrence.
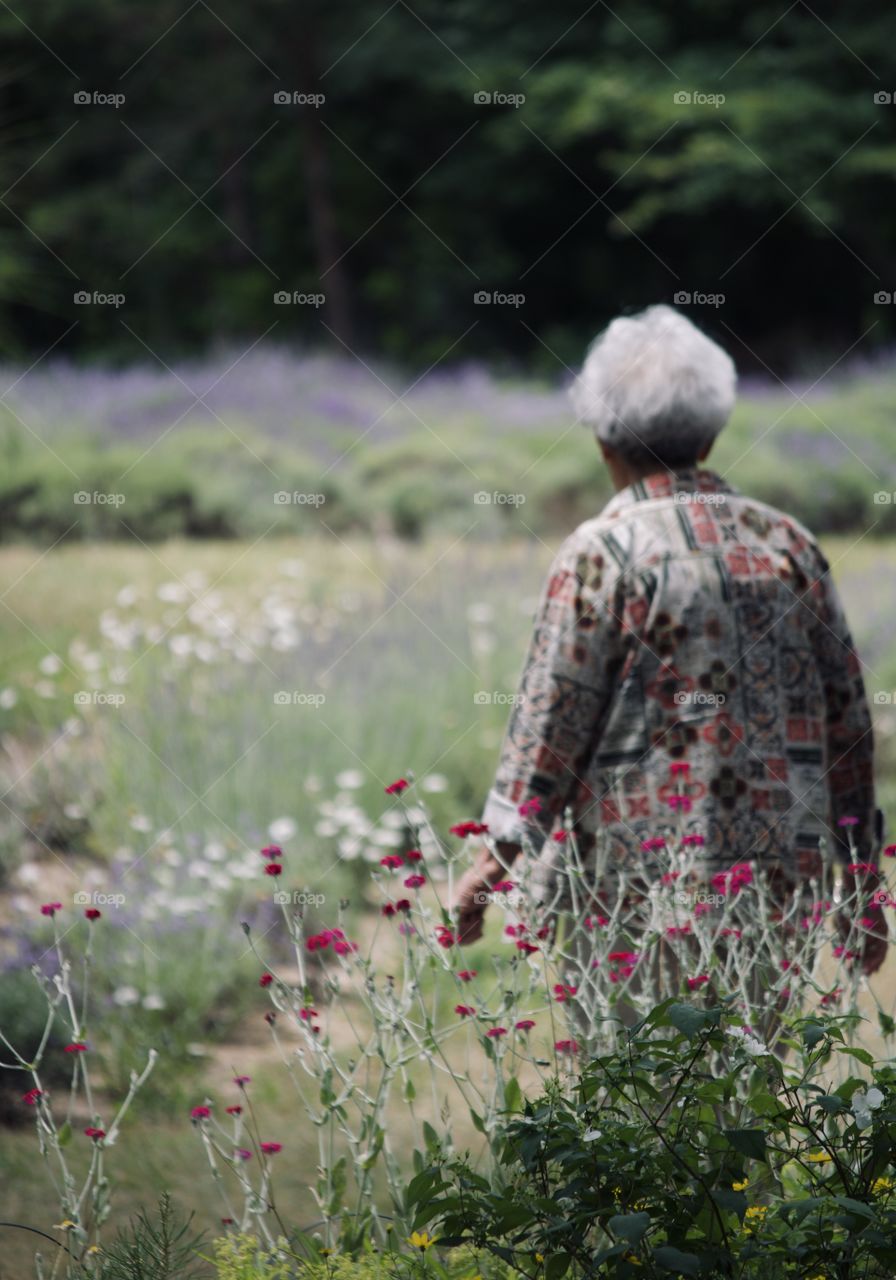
[481,467,876,883]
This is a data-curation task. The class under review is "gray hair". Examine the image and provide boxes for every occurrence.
[569,304,737,466]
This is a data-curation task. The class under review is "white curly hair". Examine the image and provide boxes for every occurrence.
[569,304,737,466]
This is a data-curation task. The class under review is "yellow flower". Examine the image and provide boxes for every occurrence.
[320,1248,333,1257]
[744,1206,766,1220]
[732,1179,749,1191]
[806,1151,833,1163]
[623,1254,642,1267]
[534,1254,544,1264]
[407,1231,436,1252]
[873,1176,893,1196]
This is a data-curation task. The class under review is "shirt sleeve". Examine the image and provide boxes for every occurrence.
[808,546,877,862]
[481,532,623,844]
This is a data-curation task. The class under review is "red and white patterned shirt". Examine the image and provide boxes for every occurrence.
[482,467,876,881]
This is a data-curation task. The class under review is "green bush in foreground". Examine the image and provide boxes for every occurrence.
[408,999,896,1279]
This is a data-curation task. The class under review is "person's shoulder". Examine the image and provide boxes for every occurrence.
[731,493,825,561]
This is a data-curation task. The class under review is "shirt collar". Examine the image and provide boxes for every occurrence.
[600,466,738,520]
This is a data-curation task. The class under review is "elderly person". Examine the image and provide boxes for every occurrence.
[453,304,885,981]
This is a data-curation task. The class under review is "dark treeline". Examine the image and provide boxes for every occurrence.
[1,0,894,373]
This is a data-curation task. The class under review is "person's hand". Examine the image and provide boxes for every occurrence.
[452,866,492,945]
[837,898,889,977]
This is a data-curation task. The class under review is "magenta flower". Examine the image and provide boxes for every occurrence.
[846,862,879,875]
[486,1027,507,1038]
[455,1004,475,1017]
[552,830,568,843]
[553,982,578,1003]
[382,903,396,917]
[667,795,692,812]
[669,761,690,776]
[226,1105,243,1116]
[682,834,705,846]
[191,1105,212,1119]
[395,898,411,912]
[385,778,408,795]
[405,849,423,862]
[686,975,709,990]
[515,1019,536,1031]
[84,1127,105,1141]
[380,854,404,869]
[259,973,273,987]
[260,845,283,860]
[554,1039,579,1054]
[40,902,62,917]
[404,874,425,889]
[264,862,283,877]
[516,941,539,954]
[234,1075,251,1086]
[608,951,639,964]
[22,1088,43,1105]
[449,820,489,838]
[235,1148,252,1161]
[837,816,859,827]
[641,837,665,851]
[518,798,542,817]
[457,969,477,981]
[64,1043,87,1054]
[260,1141,282,1154]
[492,880,515,892]
[85,908,101,921]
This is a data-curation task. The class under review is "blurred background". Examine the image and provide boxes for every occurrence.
[1,0,896,1266]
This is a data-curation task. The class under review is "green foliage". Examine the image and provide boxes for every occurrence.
[410,1003,896,1277]
[72,1194,208,1280]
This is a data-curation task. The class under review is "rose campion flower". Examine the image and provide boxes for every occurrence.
[838,815,859,827]
[486,1027,507,1038]
[515,1019,535,1031]
[226,1105,243,1115]
[552,830,568,843]
[85,908,101,920]
[687,975,709,990]
[234,1075,251,1086]
[191,1105,211,1119]
[682,834,705,846]
[450,820,488,837]
[380,854,404,869]
[457,970,477,981]
[641,837,665,851]
[84,1127,105,1141]
[405,849,423,862]
[385,779,408,795]
[260,845,283,860]
[403,874,425,889]
[41,903,62,917]
[516,941,539,954]
[22,1088,43,1105]
[260,1141,282,1154]
[518,798,542,817]
[492,880,515,892]
[264,863,283,877]
[669,762,690,776]
[259,973,273,987]
[455,1004,475,1017]
[555,1039,579,1054]
[235,1148,252,1161]
[64,1043,87,1054]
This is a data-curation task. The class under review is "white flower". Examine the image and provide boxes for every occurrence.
[420,773,448,793]
[143,993,166,1010]
[39,654,62,675]
[157,582,191,603]
[304,775,323,793]
[268,817,296,842]
[35,681,56,699]
[726,1026,769,1057]
[335,769,365,789]
[0,687,18,709]
[116,585,138,607]
[113,986,140,1006]
[130,814,152,833]
[852,1086,885,1130]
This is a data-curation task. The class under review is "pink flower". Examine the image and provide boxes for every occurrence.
[518,798,542,817]
[553,982,578,1002]
[669,762,690,776]
[22,1088,43,1105]
[405,849,423,862]
[234,1075,251,1086]
[641,837,666,851]
[686,975,709,990]
[455,1004,475,1017]
[661,871,681,884]
[382,903,396,917]
[435,926,456,947]
[608,951,639,964]
[515,1019,536,1031]
[226,1105,243,1115]
[450,820,489,838]
[554,1039,579,1054]
[694,902,712,916]
[516,941,539,954]
[85,908,101,921]
[846,862,879,875]
[552,830,568,843]
[492,880,515,892]
[260,1141,282,1154]
[64,1043,87,1054]
[84,1127,105,1141]
[380,854,404,868]
[385,778,408,795]
[837,816,858,827]
[486,1027,507,1038]
[682,834,705,846]
[720,927,741,938]
[884,844,896,858]
[40,902,62,917]
[457,969,477,981]
[260,845,283,860]
[820,988,843,1006]
[264,862,283,877]
[584,914,609,929]
[333,939,357,955]
[395,898,411,912]
[667,795,692,812]
[259,973,273,987]
[191,1105,212,1119]
[235,1148,252,1161]
[505,923,526,937]
[404,874,425,889]
[666,924,692,937]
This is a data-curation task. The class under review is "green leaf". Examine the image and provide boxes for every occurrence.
[504,1076,523,1113]
[667,1003,708,1037]
[57,1122,72,1148]
[832,1195,876,1220]
[608,1210,650,1243]
[470,1109,486,1134]
[724,1129,767,1162]
[803,1022,827,1048]
[544,1253,572,1280]
[878,1011,896,1038]
[652,1245,701,1275]
[404,1077,416,1102]
[839,1045,875,1067]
